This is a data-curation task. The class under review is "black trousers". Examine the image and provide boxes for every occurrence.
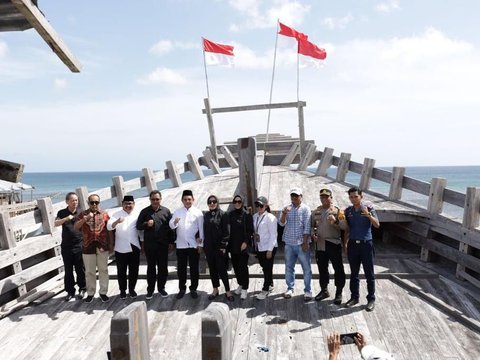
[115,245,140,293]
[315,241,346,294]
[144,243,169,293]
[62,248,86,295]
[257,248,276,291]
[205,249,230,291]
[230,252,249,290]
[176,248,199,291]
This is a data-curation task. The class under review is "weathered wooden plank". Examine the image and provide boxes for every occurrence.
[427,177,447,215]
[166,160,182,188]
[203,148,221,174]
[202,101,306,114]
[389,167,406,200]
[348,159,364,175]
[298,104,306,157]
[36,198,55,235]
[359,158,375,190]
[403,176,430,196]
[280,143,300,166]
[457,187,480,279]
[297,143,316,171]
[371,167,391,183]
[0,211,16,249]
[7,208,42,235]
[112,176,126,206]
[142,167,158,194]
[76,186,89,211]
[153,170,166,183]
[443,188,466,208]
[315,147,334,176]
[237,137,258,209]
[187,153,205,180]
[375,210,416,222]
[0,256,63,295]
[336,152,351,182]
[219,145,238,168]
[123,176,143,194]
[204,98,218,163]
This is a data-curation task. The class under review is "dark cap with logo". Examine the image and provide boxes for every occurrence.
[255,196,268,205]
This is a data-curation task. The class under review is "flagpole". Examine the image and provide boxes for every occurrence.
[296,45,300,102]
[265,21,280,148]
[202,38,211,100]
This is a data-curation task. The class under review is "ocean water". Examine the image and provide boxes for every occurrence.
[21,166,480,219]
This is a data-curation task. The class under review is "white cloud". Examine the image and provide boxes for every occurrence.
[54,78,67,89]
[137,67,187,85]
[149,40,174,55]
[375,0,401,13]
[228,0,310,30]
[0,40,8,57]
[322,13,354,30]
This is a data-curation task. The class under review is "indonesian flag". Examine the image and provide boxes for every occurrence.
[298,38,327,67]
[278,22,308,41]
[203,38,234,66]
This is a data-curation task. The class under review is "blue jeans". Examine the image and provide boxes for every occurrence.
[284,244,312,293]
[347,240,375,301]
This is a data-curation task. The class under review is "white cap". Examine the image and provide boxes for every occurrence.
[361,345,394,360]
[290,187,302,195]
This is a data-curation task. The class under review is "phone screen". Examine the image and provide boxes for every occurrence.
[339,332,358,345]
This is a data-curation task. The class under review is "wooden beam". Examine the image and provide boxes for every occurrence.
[237,137,258,209]
[280,143,300,166]
[0,211,16,249]
[336,152,351,182]
[427,177,447,215]
[202,148,221,174]
[202,101,306,114]
[11,0,82,72]
[457,187,480,279]
[359,158,375,190]
[219,145,238,168]
[203,98,218,162]
[297,143,317,171]
[36,198,55,235]
[76,186,89,212]
[297,104,306,157]
[389,167,405,200]
[142,168,157,194]
[112,176,126,207]
[166,160,182,188]
[316,147,334,176]
[187,154,205,180]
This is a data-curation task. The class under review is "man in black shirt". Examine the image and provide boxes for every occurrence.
[136,190,175,299]
[55,192,86,301]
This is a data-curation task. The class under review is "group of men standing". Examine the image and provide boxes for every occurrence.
[55,185,379,311]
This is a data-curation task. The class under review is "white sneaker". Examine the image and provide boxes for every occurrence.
[240,289,248,300]
[233,286,242,295]
[256,290,268,300]
[304,292,313,301]
[284,289,294,299]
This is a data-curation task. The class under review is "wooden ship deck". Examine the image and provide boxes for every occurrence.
[1,133,480,359]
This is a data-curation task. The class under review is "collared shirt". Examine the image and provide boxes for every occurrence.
[77,210,110,254]
[311,205,346,251]
[345,206,378,241]
[279,202,311,245]
[56,207,82,251]
[169,206,204,249]
[253,212,277,252]
[136,205,175,246]
[107,209,140,253]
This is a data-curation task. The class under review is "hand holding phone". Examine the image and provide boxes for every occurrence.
[340,332,358,345]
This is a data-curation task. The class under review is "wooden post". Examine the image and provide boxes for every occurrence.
[280,143,300,166]
[203,148,221,174]
[359,158,375,190]
[110,301,150,360]
[76,186,89,211]
[456,187,480,279]
[336,152,351,182]
[297,143,317,171]
[204,98,218,163]
[237,137,258,209]
[187,153,205,180]
[297,102,306,158]
[389,167,406,200]
[316,147,334,176]
[421,177,447,262]
[202,302,232,360]
[112,176,126,207]
[37,198,55,235]
[219,145,238,168]
[142,167,157,195]
[166,160,182,187]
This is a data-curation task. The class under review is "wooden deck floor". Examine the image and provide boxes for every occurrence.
[1,244,479,360]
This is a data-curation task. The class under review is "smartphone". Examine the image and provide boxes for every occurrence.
[339,332,358,345]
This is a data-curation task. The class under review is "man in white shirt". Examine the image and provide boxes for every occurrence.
[169,190,204,299]
[107,195,140,299]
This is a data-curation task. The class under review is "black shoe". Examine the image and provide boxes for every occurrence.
[208,291,219,300]
[333,293,343,305]
[65,294,75,302]
[366,300,375,312]
[176,290,186,299]
[345,298,359,308]
[190,290,198,299]
[84,295,94,303]
[120,291,127,300]
[78,289,86,300]
[146,292,154,300]
[159,289,168,298]
[129,290,137,299]
[315,290,330,301]
[100,294,110,303]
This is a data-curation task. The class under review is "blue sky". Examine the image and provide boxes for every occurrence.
[1,0,479,171]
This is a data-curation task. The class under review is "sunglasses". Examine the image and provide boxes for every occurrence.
[208,200,218,205]
[232,200,242,204]
[150,198,161,201]
[290,194,300,198]
[89,201,100,205]
[255,203,264,208]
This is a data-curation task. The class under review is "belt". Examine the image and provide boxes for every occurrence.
[350,239,372,244]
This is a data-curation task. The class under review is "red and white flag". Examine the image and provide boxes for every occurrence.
[278,22,308,41]
[203,38,234,66]
[298,38,327,67]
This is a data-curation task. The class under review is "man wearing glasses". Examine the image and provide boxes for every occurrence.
[74,194,111,303]
[279,187,313,301]
[169,190,204,299]
[136,190,175,300]
[107,195,140,300]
